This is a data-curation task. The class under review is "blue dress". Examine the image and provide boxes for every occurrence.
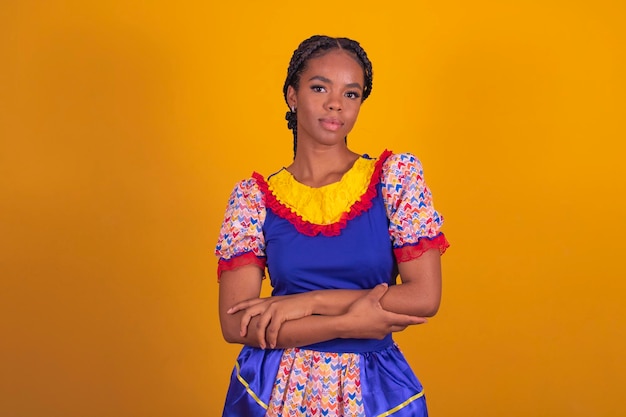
[216,151,448,416]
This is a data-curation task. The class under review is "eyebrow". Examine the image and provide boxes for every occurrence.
[308,75,363,90]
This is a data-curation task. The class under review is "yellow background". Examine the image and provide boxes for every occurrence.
[1,1,625,416]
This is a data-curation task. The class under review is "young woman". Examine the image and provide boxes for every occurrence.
[216,35,449,417]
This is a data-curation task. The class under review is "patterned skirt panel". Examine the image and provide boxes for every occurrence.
[222,344,428,417]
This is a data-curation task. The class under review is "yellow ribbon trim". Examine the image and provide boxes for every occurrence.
[234,355,423,416]
[235,361,268,410]
[267,156,377,225]
[376,389,425,417]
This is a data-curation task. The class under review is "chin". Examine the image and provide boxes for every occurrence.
[319,131,350,143]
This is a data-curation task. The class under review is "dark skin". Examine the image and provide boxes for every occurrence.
[219,50,442,349]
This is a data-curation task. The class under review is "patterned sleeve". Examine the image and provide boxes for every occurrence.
[382,153,449,262]
[215,177,267,280]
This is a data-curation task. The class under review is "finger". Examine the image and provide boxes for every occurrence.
[239,310,258,337]
[389,316,427,332]
[255,312,273,349]
[389,317,426,331]
[266,317,284,349]
[386,311,427,326]
[390,325,409,333]
[405,315,427,325]
[367,283,389,302]
[401,316,428,325]
[403,315,427,324]
[228,298,265,314]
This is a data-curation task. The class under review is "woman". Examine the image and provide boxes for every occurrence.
[216,35,449,417]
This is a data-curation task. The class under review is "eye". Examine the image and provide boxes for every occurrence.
[345,91,361,100]
[311,85,326,93]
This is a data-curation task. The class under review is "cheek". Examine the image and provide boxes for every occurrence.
[346,103,362,120]
[300,96,321,113]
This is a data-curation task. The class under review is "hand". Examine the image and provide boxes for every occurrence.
[227,293,315,349]
[342,284,427,339]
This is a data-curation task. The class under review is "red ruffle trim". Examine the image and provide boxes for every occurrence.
[252,150,393,237]
[217,252,266,281]
[394,233,450,263]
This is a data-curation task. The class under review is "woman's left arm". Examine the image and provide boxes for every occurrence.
[258,248,441,314]
[381,248,442,317]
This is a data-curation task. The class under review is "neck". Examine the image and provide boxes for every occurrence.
[287,143,360,188]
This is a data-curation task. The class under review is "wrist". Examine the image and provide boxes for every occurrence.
[309,290,324,315]
[333,313,352,339]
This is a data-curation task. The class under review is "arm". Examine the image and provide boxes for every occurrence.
[220,153,445,348]
[219,265,425,349]
[230,245,442,320]
[378,152,446,316]
[218,265,340,347]
[384,248,442,316]
[228,152,447,343]
[307,248,442,317]
[214,179,371,349]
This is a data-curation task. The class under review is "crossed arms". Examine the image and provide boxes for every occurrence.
[218,249,442,350]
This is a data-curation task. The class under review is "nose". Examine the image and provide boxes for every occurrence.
[325,92,342,112]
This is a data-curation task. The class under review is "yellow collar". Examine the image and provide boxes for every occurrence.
[267,156,377,225]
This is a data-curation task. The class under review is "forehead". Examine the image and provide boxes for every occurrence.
[302,50,364,82]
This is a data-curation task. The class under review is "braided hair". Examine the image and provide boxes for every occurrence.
[283,35,374,158]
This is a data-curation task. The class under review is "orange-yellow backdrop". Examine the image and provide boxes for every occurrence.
[1,1,625,416]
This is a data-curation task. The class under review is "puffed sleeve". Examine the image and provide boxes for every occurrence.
[215,177,267,280]
[382,153,450,262]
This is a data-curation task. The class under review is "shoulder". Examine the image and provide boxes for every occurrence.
[232,175,262,192]
[226,175,266,210]
[381,152,424,184]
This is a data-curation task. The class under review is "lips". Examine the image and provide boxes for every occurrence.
[319,117,344,132]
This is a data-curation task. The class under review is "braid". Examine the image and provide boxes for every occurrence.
[283,35,374,158]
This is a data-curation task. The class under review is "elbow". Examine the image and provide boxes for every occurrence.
[222,332,238,344]
[222,331,246,345]
[423,305,439,318]
[420,299,441,317]
[222,326,262,348]
[220,323,242,344]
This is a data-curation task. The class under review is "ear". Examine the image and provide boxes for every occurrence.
[286,85,297,108]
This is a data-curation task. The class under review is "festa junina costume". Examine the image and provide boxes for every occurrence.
[216,150,449,417]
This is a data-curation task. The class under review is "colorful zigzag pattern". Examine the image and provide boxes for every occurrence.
[215,151,449,276]
[266,347,365,416]
[382,152,444,247]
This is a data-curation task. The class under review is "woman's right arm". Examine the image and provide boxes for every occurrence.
[219,267,346,349]
[218,265,264,344]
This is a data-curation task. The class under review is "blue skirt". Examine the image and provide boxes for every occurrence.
[222,338,428,417]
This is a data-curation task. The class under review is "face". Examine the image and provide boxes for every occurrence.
[287,49,365,149]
